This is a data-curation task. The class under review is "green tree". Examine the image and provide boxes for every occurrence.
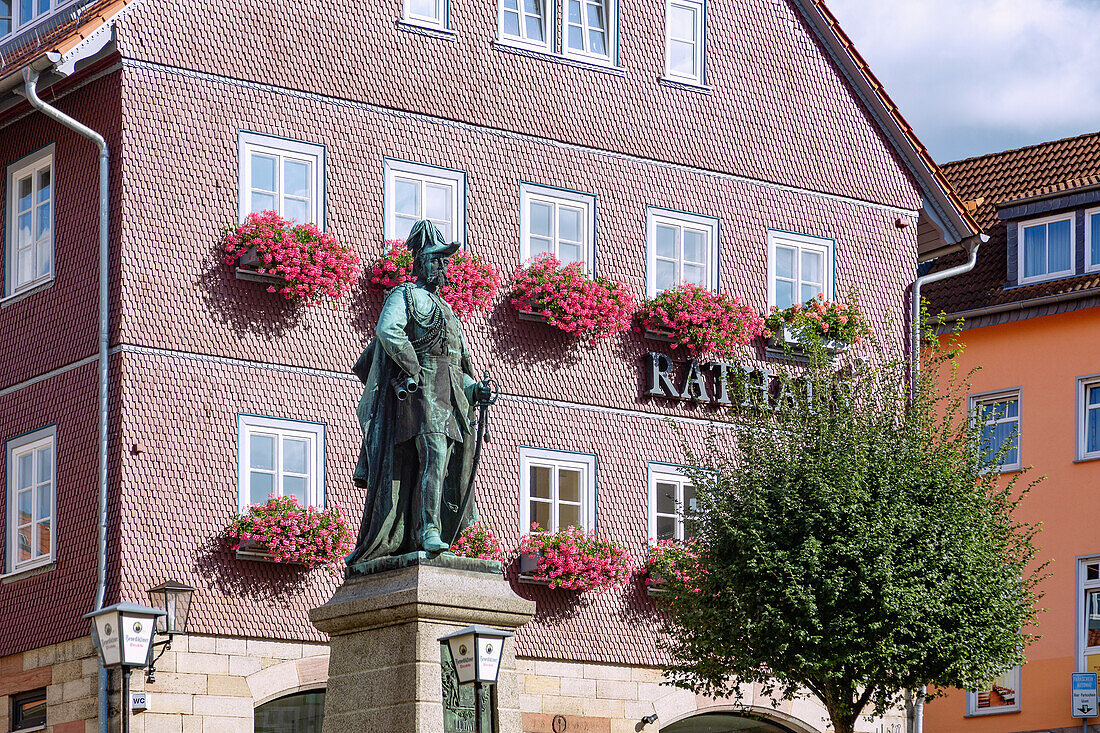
[658,328,1044,733]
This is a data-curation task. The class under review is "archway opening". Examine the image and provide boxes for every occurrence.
[661,712,800,733]
[254,690,326,733]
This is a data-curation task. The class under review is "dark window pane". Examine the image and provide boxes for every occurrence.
[254,691,325,733]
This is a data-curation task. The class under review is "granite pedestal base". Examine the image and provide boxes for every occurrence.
[310,554,535,733]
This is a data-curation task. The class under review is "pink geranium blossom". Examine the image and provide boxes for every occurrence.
[223,211,361,307]
[636,282,764,358]
[763,290,871,346]
[518,524,633,593]
[367,241,501,321]
[225,495,354,576]
[509,255,634,342]
[449,521,507,562]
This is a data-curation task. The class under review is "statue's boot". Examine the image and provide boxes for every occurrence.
[421,480,450,553]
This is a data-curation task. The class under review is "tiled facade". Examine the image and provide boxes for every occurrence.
[0,0,945,731]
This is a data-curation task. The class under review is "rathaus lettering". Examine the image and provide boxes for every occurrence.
[643,352,806,410]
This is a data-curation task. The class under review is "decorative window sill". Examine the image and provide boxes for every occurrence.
[396,19,456,40]
[1,561,56,584]
[1,278,54,307]
[658,76,712,94]
[492,41,625,76]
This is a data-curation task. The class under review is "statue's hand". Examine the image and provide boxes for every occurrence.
[473,380,494,406]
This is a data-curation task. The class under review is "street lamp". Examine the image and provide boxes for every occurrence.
[85,603,166,733]
[438,624,513,733]
[145,580,195,682]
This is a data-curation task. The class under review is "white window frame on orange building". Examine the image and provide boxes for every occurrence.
[965,666,1021,716]
[1077,556,1100,673]
[1076,374,1100,462]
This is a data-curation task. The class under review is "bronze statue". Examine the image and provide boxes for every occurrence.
[348,220,493,564]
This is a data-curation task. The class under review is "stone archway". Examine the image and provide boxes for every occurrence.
[659,706,823,733]
[246,654,329,707]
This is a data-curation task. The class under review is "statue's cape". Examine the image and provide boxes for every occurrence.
[347,338,478,564]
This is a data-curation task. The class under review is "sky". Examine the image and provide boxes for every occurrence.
[827,0,1100,164]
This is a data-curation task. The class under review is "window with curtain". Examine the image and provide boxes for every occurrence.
[1019,215,1073,283]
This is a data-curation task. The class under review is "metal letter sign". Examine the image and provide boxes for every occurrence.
[1072,672,1098,718]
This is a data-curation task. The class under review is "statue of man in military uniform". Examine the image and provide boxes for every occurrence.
[347,220,493,564]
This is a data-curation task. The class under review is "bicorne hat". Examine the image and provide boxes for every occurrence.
[406,220,461,259]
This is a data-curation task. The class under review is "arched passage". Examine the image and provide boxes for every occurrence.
[662,711,804,733]
[254,690,326,733]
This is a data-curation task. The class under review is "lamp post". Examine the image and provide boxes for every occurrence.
[145,580,195,683]
[84,603,165,733]
[438,625,512,733]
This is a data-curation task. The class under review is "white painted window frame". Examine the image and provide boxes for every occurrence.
[238,133,325,227]
[519,183,596,267]
[562,0,617,66]
[383,159,466,244]
[645,207,719,297]
[1079,556,1100,673]
[2,0,76,41]
[965,665,1021,716]
[1017,212,1075,285]
[663,0,705,85]
[647,464,697,543]
[518,447,596,534]
[1077,374,1100,462]
[497,0,554,53]
[237,415,326,513]
[5,144,56,298]
[403,0,449,30]
[1086,207,1100,274]
[969,389,1022,473]
[5,425,57,575]
[766,230,834,309]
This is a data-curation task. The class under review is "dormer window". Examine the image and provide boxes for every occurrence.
[1018,213,1073,284]
[1086,206,1100,273]
[2,0,75,39]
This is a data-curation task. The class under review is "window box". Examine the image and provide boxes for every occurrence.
[234,246,284,286]
[517,309,550,324]
[509,257,634,341]
[516,528,632,592]
[517,551,550,585]
[766,323,850,355]
[643,328,677,343]
[234,538,306,565]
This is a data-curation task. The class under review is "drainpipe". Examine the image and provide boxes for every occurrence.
[910,234,986,384]
[906,231,986,733]
[19,68,111,733]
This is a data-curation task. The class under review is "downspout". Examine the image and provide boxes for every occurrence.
[911,234,986,384]
[19,68,111,733]
[907,231,986,733]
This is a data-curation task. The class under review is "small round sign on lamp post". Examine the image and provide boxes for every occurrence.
[84,603,166,733]
[438,624,513,733]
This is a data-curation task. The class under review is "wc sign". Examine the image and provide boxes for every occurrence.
[1072,672,1097,718]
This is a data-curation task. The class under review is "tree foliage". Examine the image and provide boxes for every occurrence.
[659,325,1045,733]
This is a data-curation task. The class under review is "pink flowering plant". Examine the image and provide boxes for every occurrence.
[518,524,633,592]
[226,495,355,575]
[764,289,871,346]
[224,211,361,307]
[368,242,501,321]
[367,240,416,289]
[449,521,507,562]
[439,251,501,321]
[643,539,704,595]
[636,283,765,358]
[509,255,635,342]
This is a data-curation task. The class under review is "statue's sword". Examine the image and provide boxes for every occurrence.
[447,371,498,546]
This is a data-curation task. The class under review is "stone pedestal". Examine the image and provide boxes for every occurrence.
[310,553,535,733]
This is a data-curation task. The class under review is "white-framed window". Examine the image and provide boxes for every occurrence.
[1086,207,1100,274]
[5,145,55,298]
[966,666,1021,716]
[237,415,325,512]
[1018,213,1074,284]
[767,230,834,310]
[520,184,595,267]
[971,390,1021,472]
[563,0,616,64]
[403,0,448,29]
[647,464,696,542]
[1078,375,1100,461]
[519,447,596,533]
[5,426,56,575]
[646,208,719,296]
[1080,557,1100,673]
[238,133,325,226]
[498,0,552,51]
[384,159,466,244]
[664,0,705,85]
[2,0,75,39]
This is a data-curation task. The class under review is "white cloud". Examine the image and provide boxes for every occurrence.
[827,0,1100,160]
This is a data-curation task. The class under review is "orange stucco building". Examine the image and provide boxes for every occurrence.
[923,132,1100,733]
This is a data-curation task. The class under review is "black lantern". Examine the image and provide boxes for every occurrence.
[147,580,194,635]
[439,625,512,733]
[145,580,195,684]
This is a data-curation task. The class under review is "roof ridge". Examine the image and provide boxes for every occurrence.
[943,128,1100,169]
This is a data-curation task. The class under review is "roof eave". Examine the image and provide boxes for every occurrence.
[791,0,982,248]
